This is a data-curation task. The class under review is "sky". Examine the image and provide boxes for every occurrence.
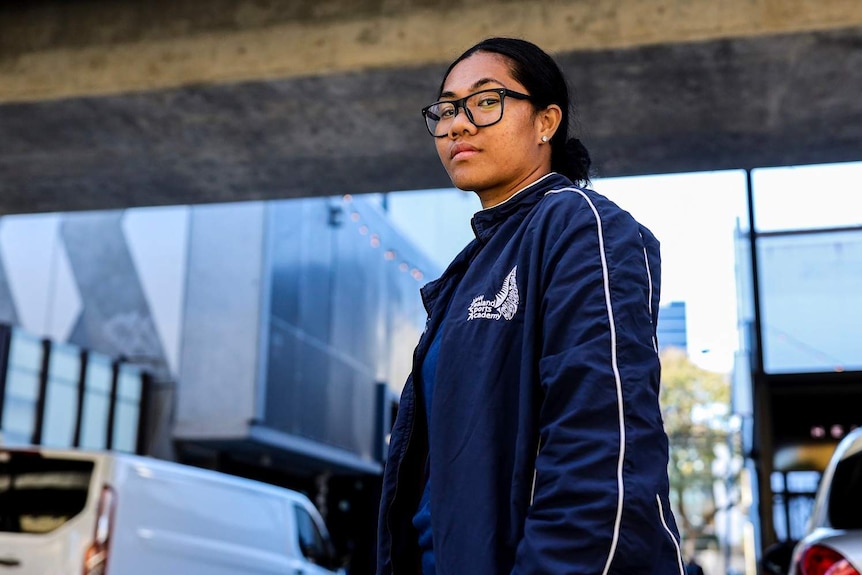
[378,161,862,374]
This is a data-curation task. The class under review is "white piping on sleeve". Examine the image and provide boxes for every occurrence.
[657,494,686,575]
[548,187,625,575]
[529,440,541,506]
[641,241,659,353]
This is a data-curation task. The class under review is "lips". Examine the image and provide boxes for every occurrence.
[450,143,479,160]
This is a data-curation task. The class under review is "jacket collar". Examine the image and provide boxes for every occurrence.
[470,172,572,244]
[421,172,573,313]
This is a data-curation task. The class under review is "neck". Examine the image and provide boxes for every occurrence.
[476,169,554,209]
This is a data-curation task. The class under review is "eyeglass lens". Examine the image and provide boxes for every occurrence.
[424,90,506,137]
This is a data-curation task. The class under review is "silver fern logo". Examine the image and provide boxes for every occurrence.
[467,266,519,321]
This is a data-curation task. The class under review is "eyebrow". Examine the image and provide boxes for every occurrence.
[438,77,502,100]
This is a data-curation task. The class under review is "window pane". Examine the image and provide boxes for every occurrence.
[788,495,815,540]
[117,367,142,402]
[752,162,862,232]
[80,354,112,450]
[2,331,44,445]
[786,471,820,493]
[5,331,43,402]
[41,380,77,448]
[771,472,786,492]
[1,395,38,445]
[3,367,42,403]
[758,228,862,373]
[772,492,789,541]
[42,344,81,448]
[294,504,327,562]
[48,344,80,384]
[111,366,142,452]
[8,330,43,372]
[112,400,139,453]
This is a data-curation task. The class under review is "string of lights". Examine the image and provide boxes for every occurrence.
[340,194,425,282]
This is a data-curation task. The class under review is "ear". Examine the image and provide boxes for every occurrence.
[536,103,563,142]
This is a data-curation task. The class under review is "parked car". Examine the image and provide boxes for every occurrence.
[0,446,344,575]
[764,427,862,575]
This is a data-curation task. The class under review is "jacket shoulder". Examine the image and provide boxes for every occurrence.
[533,186,647,236]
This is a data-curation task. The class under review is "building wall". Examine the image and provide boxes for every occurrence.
[259,197,432,462]
[0,195,436,466]
[0,210,184,376]
[658,300,688,353]
[175,202,266,439]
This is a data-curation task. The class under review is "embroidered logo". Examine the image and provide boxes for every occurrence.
[467,266,519,321]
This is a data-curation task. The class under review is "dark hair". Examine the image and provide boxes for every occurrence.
[441,37,591,186]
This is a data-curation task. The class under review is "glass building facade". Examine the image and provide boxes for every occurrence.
[733,162,862,564]
[658,301,688,353]
[0,324,148,452]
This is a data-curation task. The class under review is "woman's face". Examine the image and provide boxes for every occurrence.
[434,51,557,207]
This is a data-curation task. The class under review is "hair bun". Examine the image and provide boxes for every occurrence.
[564,138,592,185]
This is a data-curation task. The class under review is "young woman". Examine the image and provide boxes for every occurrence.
[377,37,684,575]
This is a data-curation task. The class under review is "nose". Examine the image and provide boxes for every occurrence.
[448,103,477,137]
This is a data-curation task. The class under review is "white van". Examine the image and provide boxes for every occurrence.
[0,446,344,575]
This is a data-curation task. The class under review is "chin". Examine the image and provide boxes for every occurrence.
[447,166,488,193]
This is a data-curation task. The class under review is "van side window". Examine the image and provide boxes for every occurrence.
[294,504,328,564]
[0,452,94,534]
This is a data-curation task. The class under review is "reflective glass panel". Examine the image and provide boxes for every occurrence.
[752,162,862,232]
[758,228,862,373]
[42,343,81,448]
[1,394,37,445]
[112,366,142,452]
[1,331,45,445]
[8,330,43,372]
[80,353,112,450]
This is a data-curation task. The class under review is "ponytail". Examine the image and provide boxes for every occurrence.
[552,136,591,187]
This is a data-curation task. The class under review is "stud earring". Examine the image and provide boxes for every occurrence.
[541,136,549,143]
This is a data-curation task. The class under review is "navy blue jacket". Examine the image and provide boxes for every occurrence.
[377,173,684,575]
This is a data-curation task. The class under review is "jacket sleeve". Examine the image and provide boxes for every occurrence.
[511,192,680,575]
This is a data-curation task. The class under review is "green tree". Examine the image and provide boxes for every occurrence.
[659,346,731,555]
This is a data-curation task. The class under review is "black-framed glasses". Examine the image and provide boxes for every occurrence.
[421,88,531,137]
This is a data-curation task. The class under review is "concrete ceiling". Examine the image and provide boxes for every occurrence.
[1,1,861,215]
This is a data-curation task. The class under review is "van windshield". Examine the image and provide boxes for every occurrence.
[0,451,94,534]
